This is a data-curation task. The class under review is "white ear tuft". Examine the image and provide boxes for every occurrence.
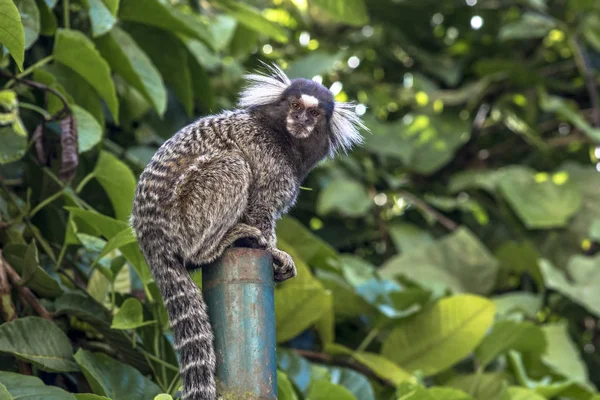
[329,102,369,156]
[238,62,291,108]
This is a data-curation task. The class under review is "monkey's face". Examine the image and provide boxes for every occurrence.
[285,95,324,138]
[281,79,334,139]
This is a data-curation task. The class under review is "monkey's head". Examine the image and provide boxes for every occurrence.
[238,63,367,157]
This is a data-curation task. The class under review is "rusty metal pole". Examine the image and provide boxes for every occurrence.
[203,247,278,399]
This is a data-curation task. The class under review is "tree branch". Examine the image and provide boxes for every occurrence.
[0,251,17,322]
[3,257,53,320]
[292,349,396,388]
[398,190,459,231]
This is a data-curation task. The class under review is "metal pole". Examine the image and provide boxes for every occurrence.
[203,247,278,399]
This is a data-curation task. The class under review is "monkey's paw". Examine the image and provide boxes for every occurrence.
[271,248,296,282]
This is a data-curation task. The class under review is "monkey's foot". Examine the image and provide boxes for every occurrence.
[271,248,296,282]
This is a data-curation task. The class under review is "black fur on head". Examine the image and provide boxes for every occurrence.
[238,63,367,158]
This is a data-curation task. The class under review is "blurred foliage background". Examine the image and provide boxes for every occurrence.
[1,0,600,399]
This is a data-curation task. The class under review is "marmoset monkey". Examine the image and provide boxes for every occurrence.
[131,64,366,400]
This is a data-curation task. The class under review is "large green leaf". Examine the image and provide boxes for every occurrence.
[317,178,372,217]
[447,373,509,400]
[540,92,600,142]
[66,208,151,284]
[475,320,546,367]
[0,126,27,165]
[92,151,136,221]
[364,113,471,175]
[14,0,39,49]
[72,105,103,153]
[219,0,288,43]
[278,370,299,400]
[0,371,77,399]
[381,294,495,376]
[36,0,56,35]
[95,27,166,115]
[541,322,591,384]
[497,166,581,229]
[0,0,25,69]
[111,297,154,329]
[388,223,434,254]
[2,243,63,297]
[0,317,78,372]
[126,24,193,116]
[540,257,600,316]
[275,283,331,342]
[307,379,356,400]
[53,29,119,122]
[286,51,343,79]
[74,350,161,400]
[310,0,368,26]
[507,387,545,400]
[119,0,212,46]
[379,227,499,295]
[499,12,555,40]
[87,0,116,37]
[328,366,374,400]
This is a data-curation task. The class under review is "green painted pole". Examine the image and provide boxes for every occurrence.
[203,247,278,399]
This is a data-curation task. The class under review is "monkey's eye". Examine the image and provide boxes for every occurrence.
[290,102,301,110]
[309,109,320,117]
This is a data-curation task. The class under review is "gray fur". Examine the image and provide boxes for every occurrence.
[131,64,366,400]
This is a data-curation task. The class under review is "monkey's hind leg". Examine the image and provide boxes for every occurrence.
[200,223,269,262]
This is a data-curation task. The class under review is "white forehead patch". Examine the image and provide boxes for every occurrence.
[301,94,319,108]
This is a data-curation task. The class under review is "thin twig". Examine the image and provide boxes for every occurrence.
[3,257,53,320]
[292,348,396,388]
[398,190,458,231]
[0,251,17,322]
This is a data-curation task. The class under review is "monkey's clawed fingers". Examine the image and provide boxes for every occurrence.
[271,248,297,282]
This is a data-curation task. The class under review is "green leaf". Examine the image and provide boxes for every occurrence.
[153,395,173,400]
[119,0,212,45]
[36,63,105,127]
[475,320,546,367]
[540,93,600,142]
[101,0,118,15]
[497,166,581,229]
[491,293,542,318]
[388,223,434,254]
[326,344,413,386]
[35,0,56,36]
[0,0,25,70]
[278,370,299,400]
[14,0,40,49]
[328,366,374,400]
[381,294,495,376]
[19,240,39,285]
[275,283,330,342]
[95,27,166,115]
[541,321,590,384]
[0,126,27,165]
[449,170,501,194]
[380,227,499,295]
[0,384,10,400]
[499,12,555,40]
[0,371,76,400]
[286,51,343,79]
[495,241,543,288]
[2,243,63,297]
[92,151,136,221]
[126,24,193,116]
[87,0,116,37]
[310,0,368,26]
[307,379,356,400]
[276,217,340,272]
[0,317,78,372]
[74,350,161,400]
[92,227,137,268]
[53,29,119,122]
[66,208,152,284]
[219,0,288,43]
[447,373,509,400]
[540,257,600,316]
[111,297,153,329]
[73,105,103,153]
[74,395,111,400]
[364,113,471,175]
[317,178,372,217]
[507,387,545,400]
[428,387,473,400]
